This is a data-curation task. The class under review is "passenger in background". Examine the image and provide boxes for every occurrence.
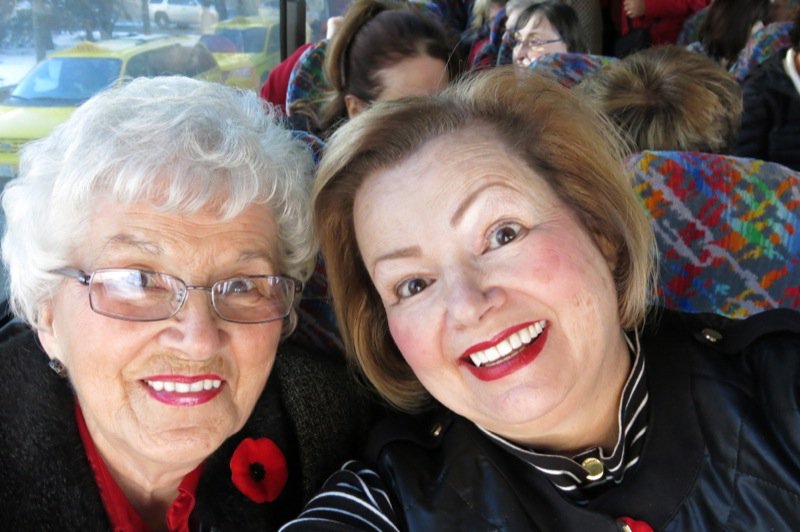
[578,45,741,153]
[695,0,770,69]
[606,0,710,56]
[281,66,800,531]
[488,0,600,67]
[0,76,371,530]
[312,0,458,136]
[465,0,508,53]
[511,1,588,67]
[733,10,800,171]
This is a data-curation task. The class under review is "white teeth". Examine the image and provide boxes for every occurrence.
[145,378,222,393]
[468,320,547,368]
[497,339,513,356]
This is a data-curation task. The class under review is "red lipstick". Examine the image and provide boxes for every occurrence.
[462,325,548,382]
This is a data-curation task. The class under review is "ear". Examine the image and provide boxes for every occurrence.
[344,94,367,118]
[36,300,63,361]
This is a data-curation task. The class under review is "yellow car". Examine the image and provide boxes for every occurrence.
[0,35,223,178]
[202,16,281,91]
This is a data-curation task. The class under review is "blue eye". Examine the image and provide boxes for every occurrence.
[396,278,431,299]
[488,222,524,250]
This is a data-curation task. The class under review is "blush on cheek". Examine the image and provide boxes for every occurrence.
[387,317,421,367]
[524,245,561,284]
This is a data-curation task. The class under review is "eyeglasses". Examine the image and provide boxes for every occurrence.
[506,31,562,50]
[53,267,303,324]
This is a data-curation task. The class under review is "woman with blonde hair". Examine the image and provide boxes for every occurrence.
[578,45,742,153]
[282,67,800,530]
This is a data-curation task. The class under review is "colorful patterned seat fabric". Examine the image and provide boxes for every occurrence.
[528,52,618,88]
[286,39,330,124]
[676,6,708,46]
[628,151,800,317]
[731,21,793,82]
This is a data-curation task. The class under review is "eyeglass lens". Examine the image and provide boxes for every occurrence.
[88,269,296,323]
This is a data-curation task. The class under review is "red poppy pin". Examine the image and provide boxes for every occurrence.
[617,516,654,532]
[230,437,288,503]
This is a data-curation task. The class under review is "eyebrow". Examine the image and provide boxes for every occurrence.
[102,234,276,266]
[104,233,163,255]
[450,181,514,227]
[371,246,422,274]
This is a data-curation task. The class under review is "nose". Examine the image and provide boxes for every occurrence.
[161,289,224,360]
[443,265,501,328]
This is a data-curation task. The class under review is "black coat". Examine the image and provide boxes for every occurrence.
[367,308,800,531]
[733,49,800,171]
[0,324,375,531]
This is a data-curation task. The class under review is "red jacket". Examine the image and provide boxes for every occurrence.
[604,0,709,45]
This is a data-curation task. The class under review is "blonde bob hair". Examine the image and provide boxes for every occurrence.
[578,45,742,153]
[314,67,657,411]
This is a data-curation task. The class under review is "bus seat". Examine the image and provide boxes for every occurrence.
[676,5,708,46]
[731,21,793,82]
[286,39,330,132]
[628,150,800,317]
[528,52,618,88]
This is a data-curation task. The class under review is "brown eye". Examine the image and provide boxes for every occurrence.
[396,278,431,299]
[489,223,523,250]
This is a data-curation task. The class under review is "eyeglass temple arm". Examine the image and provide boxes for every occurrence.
[52,267,91,285]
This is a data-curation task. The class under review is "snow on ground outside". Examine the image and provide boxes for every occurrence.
[0,50,35,87]
[0,31,91,87]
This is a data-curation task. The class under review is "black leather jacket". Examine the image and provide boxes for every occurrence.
[367,308,800,531]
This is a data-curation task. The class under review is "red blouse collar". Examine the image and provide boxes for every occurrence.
[75,403,203,532]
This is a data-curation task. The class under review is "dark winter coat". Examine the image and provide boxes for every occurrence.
[367,308,800,531]
[733,49,800,171]
[0,323,375,531]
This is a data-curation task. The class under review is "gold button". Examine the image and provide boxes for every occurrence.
[431,422,443,438]
[701,328,722,343]
[581,457,604,481]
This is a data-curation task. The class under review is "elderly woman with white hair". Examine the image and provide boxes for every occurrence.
[0,76,371,530]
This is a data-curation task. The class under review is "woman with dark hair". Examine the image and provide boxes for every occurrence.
[315,0,459,135]
[698,0,771,68]
[511,1,587,67]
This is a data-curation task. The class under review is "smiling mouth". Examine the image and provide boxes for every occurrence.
[144,378,222,393]
[468,320,547,368]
